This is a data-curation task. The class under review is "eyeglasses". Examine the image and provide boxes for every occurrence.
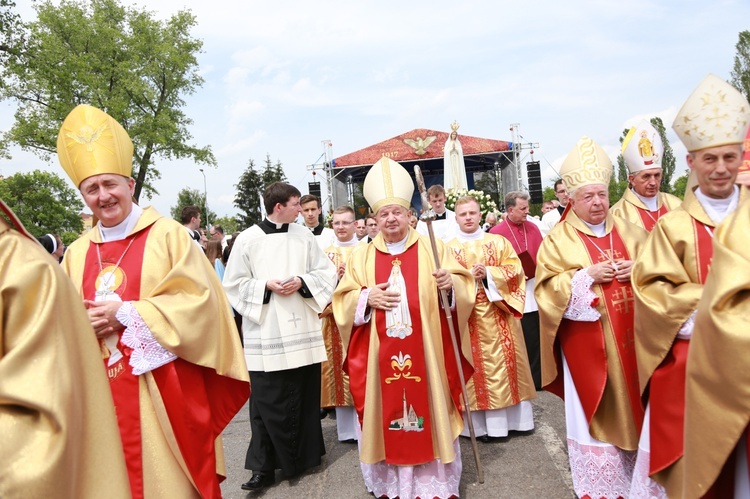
[332,221,354,227]
[210,232,216,236]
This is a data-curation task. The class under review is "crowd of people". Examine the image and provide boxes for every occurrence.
[2,72,750,499]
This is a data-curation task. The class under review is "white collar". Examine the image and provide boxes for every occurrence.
[384,234,409,255]
[334,235,359,247]
[632,189,658,211]
[583,219,607,237]
[457,228,485,242]
[695,186,740,224]
[98,204,143,242]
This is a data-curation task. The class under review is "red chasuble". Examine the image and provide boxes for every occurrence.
[647,219,713,475]
[345,243,470,466]
[636,204,669,232]
[82,227,247,499]
[552,228,643,432]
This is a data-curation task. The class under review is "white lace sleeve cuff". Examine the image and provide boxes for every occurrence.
[354,288,373,326]
[117,302,178,375]
[676,310,697,340]
[563,269,601,322]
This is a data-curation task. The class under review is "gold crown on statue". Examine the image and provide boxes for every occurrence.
[672,73,750,152]
[450,120,460,132]
[560,136,612,193]
[621,119,663,174]
[363,157,414,213]
[57,104,133,187]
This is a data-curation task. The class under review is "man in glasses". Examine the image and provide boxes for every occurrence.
[319,205,360,442]
[540,179,569,235]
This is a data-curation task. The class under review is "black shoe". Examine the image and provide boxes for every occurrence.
[241,473,274,491]
[320,408,328,420]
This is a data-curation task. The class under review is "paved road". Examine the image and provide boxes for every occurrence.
[219,391,576,498]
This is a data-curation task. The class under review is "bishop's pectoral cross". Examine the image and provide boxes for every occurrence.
[612,287,635,314]
[288,313,302,328]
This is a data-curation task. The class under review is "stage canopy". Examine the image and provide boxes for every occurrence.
[329,128,515,211]
[332,128,512,182]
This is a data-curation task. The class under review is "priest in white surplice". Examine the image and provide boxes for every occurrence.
[224,182,337,492]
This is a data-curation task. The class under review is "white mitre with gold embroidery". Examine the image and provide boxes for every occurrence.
[672,73,750,152]
[364,157,415,213]
[57,104,133,187]
[622,120,663,174]
[560,136,612,193]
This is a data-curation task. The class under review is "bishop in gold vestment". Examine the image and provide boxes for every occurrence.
[446,195,536,439]
[610,120,682,232]
[629,73,750,499]
[682,195,750,498]
[333,158,475,499]
[0,202,130,499]
[536,137,647,499]
[58,104,249,499]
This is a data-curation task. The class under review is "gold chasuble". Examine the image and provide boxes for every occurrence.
[536,211,646,450]
[682,194,750,498]
[610,188,683,232]
[62,207,250,499]
[332,229,475,465]
[631,189,741,494]
[320,243,357,408]
[0,216,131,499]
[446,233,536,410]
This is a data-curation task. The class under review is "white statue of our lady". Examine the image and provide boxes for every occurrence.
[443,120,468,191]
[385,259,413,339]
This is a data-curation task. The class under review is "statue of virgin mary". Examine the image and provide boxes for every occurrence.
[443,120,468,191]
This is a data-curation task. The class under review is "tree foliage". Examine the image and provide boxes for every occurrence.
[0,170,83,244]
[650,117,676,192]
[0,0,215,200]
[212,215,239,235]
[672,172,689,200]
[731,30,750,103]
[234,155,287,230]
[169,187,216,227]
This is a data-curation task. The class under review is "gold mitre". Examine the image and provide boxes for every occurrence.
[560,136,612,193]
[622,120,663,173]
[672,73,750,152]
[57,104,133,187]
[363,157,414,213]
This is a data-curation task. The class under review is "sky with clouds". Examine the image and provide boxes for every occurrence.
[2,0,749,220]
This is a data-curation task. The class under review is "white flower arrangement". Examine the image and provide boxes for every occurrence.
[445,188,498,219]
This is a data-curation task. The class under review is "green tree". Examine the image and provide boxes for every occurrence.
[212,215,238,235]
[731,30,750,102]
[0,170,83,244]
[609,128,630,204]
[672,172,689,200]
[650,117,676,193]
[234,156,287,230]
[169,187,216,227]
[473,170,502,208]
[0,0,215,200]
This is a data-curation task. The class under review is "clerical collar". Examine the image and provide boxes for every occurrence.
[334,235,359,247]
[98,204,143,242]
[259,218,289,234]
[695,186,740,224]
[310,224,325,236]
[384,234,409,255]
[582,219,607,237]
[632,189,658,211]
[457,227,484,242]
[557,204,565,215]
[435,211,447,221]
